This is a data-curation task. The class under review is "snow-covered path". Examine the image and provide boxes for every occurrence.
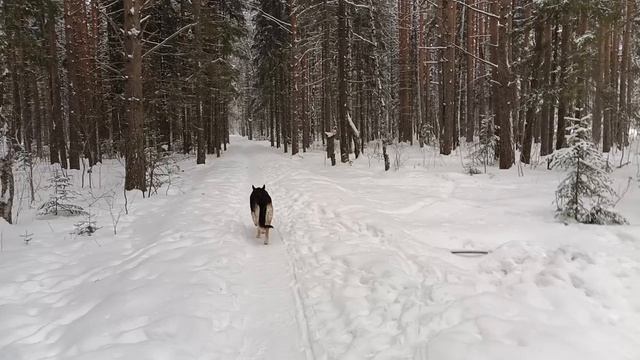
[0,139,311,360]
[96,139,313,359]
[1,136,640,360]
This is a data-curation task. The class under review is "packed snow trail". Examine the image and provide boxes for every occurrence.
[236,138,640,360]
[1,136,639,360]
[0,138,311,360]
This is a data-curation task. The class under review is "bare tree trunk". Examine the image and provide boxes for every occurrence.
[556,14,571,150]
[602,26,612,153]
[270,87,275,147]
[465,0,475,142]
[623,0,635,146]
[22,72,33,155]
[618,0,632,147]
[32,77,43,158]
[440,0,456,155]
[609,26,620,149]
[322,0,331,138]
[194,0,206,165]
[493,0,514,169]
[540,21,552,156]
[302,56,310,151]
[398,0,413,143]
[337,0,349,163]
[63,0,86,170]
[124,0,146,192]
[0,155,14,224]
[9,48,23,149]
[290,4,299,155]
[46,4,67,167]
[592,23,606,146]
[521,18,543,164]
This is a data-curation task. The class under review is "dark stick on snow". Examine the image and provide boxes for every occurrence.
[450,250,490,255]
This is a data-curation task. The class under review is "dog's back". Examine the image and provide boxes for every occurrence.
[250,185,273,245]
[250,185,273,229]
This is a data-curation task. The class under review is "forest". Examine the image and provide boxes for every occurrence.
[0,1,637,202]
[1,1,639,359]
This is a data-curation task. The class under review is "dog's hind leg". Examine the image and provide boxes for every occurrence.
[256,227,261,239]
[264,228,269,245]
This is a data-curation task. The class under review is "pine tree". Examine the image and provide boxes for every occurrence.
[73,213,100,236]
[38,170,87,217]
[468,115,497,173]
[552,116,627,225]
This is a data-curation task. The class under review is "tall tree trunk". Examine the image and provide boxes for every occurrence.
[63,0,86,170]
[337,0,349,163]
[622,0,635,146]
[302,56,310,151]
[522,17,543,164]
[618,0,632,147]
[556,14,571,150]
[465,0,475,142]
[493,0,514,169]
[22,72,33,154]
[398,0,413,143]
[440,0,456,155]
[270,85,275,147]
[0,154,14,224]
[592,23,606,146]
[46,4,67,167]
[540,21,552,156]
[322,0,331,138]
[290,4,299,155]
[124,0,146,192]
[32,77,43,158]
[194,0,206,165]
[9,48,23,149]
[602,26,612,153]
[609,26,620,149]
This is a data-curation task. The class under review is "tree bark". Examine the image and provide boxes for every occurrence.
[124,0,146,192]
[46,4,67,167]
[493,0,514,169]
[194,0,206,165]
[521,18,543,164]
[290,4,299,155]
[0,156,14,224]
[556,14,571,150]
[440,0,456,155]
[602,26,612,153]
[618,0,632,147]
[592,23,606,146]
[539,20,552,156]
[337,0,349,163]
[398,0,413,143]
[609,26,620,149]
[465,0,475,142]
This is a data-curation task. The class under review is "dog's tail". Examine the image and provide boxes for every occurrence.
[258,203,273,229]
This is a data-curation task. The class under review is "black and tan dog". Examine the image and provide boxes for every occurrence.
[250,185,274,245]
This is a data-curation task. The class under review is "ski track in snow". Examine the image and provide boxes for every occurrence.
[1,136,640,360]
[0,140,308,360]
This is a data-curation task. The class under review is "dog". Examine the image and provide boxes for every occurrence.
[250,185,274,245]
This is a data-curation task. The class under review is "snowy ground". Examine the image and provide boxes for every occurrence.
[1,136,639,360]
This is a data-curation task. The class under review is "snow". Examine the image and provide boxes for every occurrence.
[1,137,639,360]
[347,113,360,138]
[0,123,9,158]
[128,27,140,37]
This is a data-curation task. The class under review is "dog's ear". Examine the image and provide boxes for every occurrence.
[262,184,265,190]
[252,185,256,190]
